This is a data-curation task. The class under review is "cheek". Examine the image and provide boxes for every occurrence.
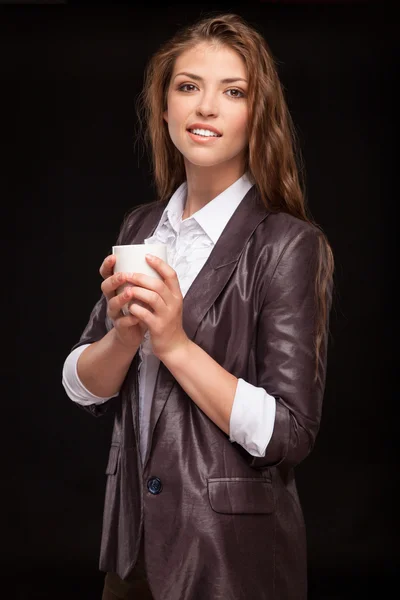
[231,111,249,142]
[167,110,184,139]
[166,97,185,122]
[167,114,182,143]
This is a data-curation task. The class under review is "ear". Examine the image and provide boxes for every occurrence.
[163,110,168,123]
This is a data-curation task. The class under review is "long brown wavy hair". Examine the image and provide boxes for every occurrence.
[135,12,334,381]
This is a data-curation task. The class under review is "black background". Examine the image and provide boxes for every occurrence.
[2,1,395,598]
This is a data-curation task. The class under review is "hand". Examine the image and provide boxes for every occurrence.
[100,254,148,351]
[127,254,189,361]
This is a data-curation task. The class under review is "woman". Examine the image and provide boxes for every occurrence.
[62,12,334,600]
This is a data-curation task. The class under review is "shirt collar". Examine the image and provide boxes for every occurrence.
[158,172,255,244]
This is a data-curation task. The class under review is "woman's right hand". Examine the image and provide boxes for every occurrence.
[100,254,148,351]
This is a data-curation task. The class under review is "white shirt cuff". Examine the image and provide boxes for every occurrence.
[62,344,118,406]
[229,378,276,457]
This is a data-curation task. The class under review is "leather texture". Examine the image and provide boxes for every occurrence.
[71,185,332,599]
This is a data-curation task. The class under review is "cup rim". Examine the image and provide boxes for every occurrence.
[112,243,166,250]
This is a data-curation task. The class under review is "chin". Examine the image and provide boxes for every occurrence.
[186,157,220,167]
[182,151,230,168]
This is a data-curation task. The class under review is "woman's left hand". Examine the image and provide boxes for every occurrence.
[128,254,189,361]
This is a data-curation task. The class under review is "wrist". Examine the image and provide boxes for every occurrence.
[109,327,140,358]
[159,335,191,369]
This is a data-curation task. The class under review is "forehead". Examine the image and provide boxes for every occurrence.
[172,42,247,78]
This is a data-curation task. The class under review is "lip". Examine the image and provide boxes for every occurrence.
[187,123,222,136]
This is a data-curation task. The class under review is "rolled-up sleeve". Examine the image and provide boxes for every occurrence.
[229,378,276,457]
[62,344,118,406]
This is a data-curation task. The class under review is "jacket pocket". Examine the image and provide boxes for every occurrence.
[207,477,274,514]
[105,444,120,475]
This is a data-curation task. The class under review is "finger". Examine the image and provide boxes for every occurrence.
[130,285,166,313]
[129,272,173,306]
[101,271,134,302]
[129,300,155,329]
[145,254,181,295]
[99,254,116,280]
[107,284,137,319]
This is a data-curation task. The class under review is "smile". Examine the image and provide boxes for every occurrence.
[187,129,222,143]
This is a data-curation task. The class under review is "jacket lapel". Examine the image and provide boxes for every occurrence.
[144,185,270,469]
[182,185,268,339]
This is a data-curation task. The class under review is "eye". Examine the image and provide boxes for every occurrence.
[178,83,198,92]
[225,88,245,99]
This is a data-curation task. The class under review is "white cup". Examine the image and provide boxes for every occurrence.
[112,243,168,316]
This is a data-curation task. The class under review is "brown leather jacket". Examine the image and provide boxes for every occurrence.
[70,185,332,599]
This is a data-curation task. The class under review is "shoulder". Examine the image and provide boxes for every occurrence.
[253,211,323,263]
[248,212,327,294]
[262,211,322,245]
[123,199,166,226]
[116,199,167,244]
[249,213,326,307]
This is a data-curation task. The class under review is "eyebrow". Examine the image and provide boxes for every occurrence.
[174,72,248,84]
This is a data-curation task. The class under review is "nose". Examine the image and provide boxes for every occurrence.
[195,92,218,118]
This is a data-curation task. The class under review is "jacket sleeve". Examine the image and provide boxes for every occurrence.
[249,227,333,470]
[66,205,146,417]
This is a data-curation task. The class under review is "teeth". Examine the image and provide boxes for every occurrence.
[190,128,220,137]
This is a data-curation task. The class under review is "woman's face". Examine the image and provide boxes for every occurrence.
[164,42,249,173]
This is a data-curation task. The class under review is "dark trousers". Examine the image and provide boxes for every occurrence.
[101,539,154,600]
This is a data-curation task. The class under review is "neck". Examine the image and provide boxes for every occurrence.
[182,161,246,220]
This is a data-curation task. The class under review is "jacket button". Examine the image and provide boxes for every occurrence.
[147,476,162,495]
